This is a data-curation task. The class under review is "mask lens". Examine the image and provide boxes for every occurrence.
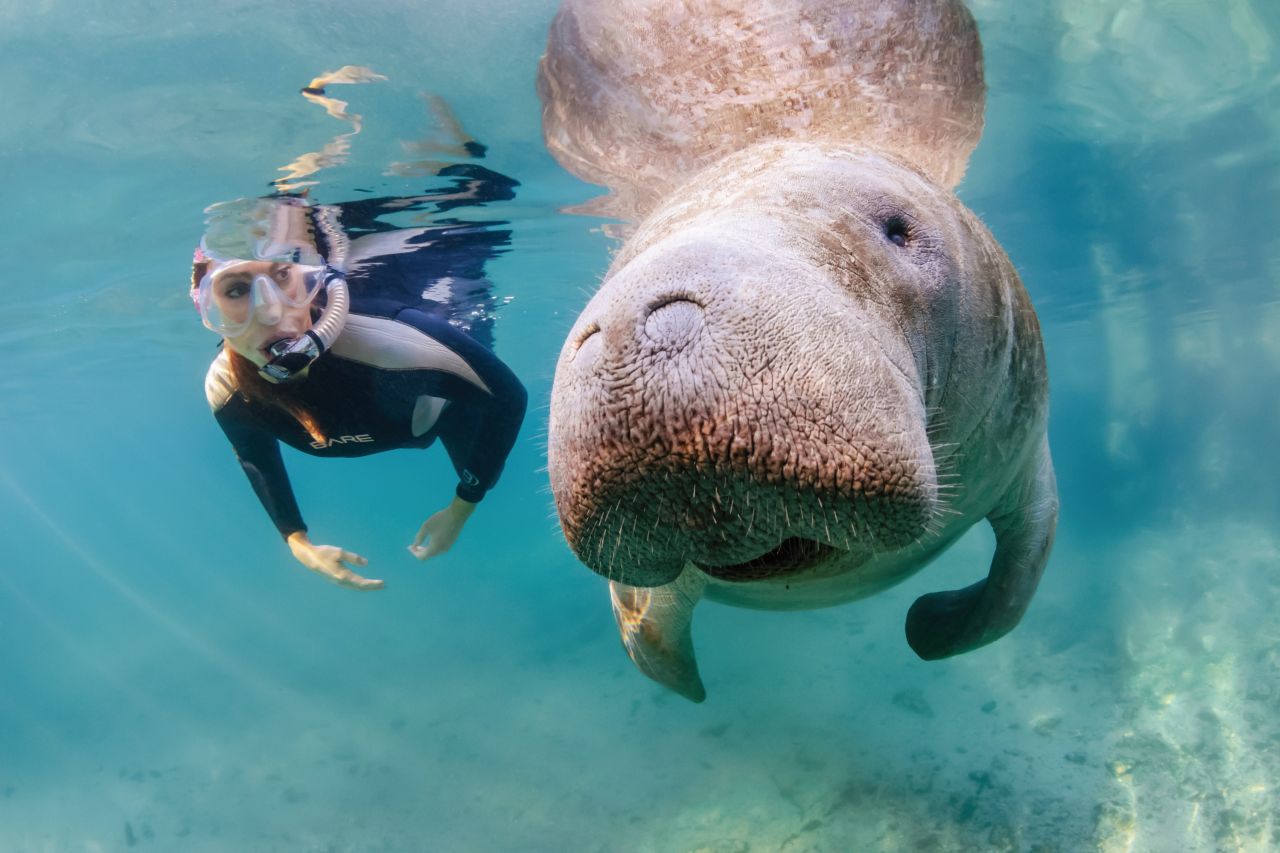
[271,265,323,307]
[196,262,323,335]
[198,272,252,335]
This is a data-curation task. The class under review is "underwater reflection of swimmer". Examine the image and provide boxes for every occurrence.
[276,65,387,192]
[191,180,526,590]
[386,92,489,177]
[278,66,487,191]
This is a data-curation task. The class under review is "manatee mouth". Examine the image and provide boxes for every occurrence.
[696,537,840,582]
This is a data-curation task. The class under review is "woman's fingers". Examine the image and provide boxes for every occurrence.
[412,521,433,549]
[317,549,382,590]
[336,551,382,590]
[290,540,381,590]
[410,521,436,559]
[338,573,385,591]
[327,566,384,590]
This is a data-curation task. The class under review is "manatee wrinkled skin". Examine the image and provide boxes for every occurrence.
[538,0,985,220]
[540,0,1057,703]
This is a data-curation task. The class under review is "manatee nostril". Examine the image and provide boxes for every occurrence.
[643,297,704,347]
[568,322,601,363]
[646,294,703,315]
[573,322,600,348]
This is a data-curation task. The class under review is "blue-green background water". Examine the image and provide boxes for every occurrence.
[2,1,1278,849]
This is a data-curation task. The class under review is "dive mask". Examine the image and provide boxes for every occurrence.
[194,260,325,337]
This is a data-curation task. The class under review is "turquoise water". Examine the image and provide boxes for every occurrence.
[2,1,1279,850]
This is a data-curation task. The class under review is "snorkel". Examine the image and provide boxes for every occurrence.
[259,203,350,383]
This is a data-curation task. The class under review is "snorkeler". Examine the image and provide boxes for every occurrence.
[191,195,527,590]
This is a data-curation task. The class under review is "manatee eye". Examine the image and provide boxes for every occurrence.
[884,216,910,247]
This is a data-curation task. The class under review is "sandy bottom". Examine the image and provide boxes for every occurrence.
[1,516,1276,852]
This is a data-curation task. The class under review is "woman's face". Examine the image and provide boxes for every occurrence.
[211,261,316,367]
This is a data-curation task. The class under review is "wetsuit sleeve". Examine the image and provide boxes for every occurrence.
[214,401,308,539]
[394,307,528,503]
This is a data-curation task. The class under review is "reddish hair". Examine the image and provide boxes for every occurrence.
[225,348,328,445]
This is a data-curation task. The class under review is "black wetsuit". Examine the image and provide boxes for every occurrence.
[204,170,526,539]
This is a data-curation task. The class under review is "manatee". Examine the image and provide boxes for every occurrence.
[540,0,1057,703]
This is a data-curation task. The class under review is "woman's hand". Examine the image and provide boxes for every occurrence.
[287,531,384,590]
[409,497,477,561]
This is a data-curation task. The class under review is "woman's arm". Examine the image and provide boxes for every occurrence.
[391,308,528,560]
[394,307,529,504]
[214,402,383,590]
[215,404,308,539]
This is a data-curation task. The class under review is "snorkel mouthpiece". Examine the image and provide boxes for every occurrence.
[258,264,349,382]
[261,331,324,382]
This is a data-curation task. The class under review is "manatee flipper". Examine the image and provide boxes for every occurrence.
[906,439,1058,660]
[609,565,709,702]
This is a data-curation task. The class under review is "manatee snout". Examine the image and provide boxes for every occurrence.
[549,234,939,588]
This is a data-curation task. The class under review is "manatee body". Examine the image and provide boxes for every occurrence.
[548,141,1057,700]
[540,0,1057,703]
[538,0,986,220]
